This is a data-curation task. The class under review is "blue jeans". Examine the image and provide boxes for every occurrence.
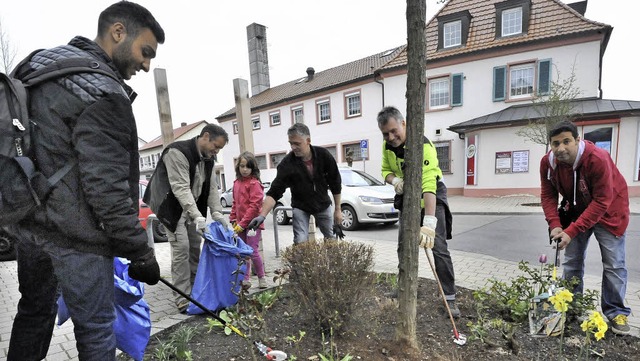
[292,206,334,244]
[562,224,631,320]
[9,230,116,361]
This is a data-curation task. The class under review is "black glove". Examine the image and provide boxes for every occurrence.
[129,249,160,285]
[248,215,266,230]
[333,224,345,240]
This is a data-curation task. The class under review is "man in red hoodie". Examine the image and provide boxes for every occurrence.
[540,120,631,335]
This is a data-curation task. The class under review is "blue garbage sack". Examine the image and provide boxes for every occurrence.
[186,222,254,315]
[56,257,151,361]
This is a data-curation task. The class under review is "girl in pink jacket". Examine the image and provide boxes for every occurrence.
[230,152,267,289]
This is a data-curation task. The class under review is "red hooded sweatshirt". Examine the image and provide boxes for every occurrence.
[230,176,265,230]
[540,140,629,238]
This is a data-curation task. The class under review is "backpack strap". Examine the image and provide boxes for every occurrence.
[47,161,76,187]
[21,57,120,87]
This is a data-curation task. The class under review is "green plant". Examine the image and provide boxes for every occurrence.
[376,272,398,289]
[152,337,177,361]
[317,329,353,361]
[285,330,307,360]
[282,239,376,333]
[549,288,574,355]
[206,309,235,336]
[578,310,608,360]
[152,325,198,361]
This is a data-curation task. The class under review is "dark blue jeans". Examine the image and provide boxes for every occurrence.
[8,231,116,361]
[563,224,631,320]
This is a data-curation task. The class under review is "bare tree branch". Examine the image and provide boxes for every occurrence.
[0,18,18,73]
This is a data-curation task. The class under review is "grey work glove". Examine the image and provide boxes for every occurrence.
[194,216,207,235]
[211,211,229,229]
[248,215,266,230]
[391,177,404,195]
[129,249,160,285]
[419,215,437,250]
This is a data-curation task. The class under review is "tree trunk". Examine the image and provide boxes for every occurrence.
[395,0,427,350]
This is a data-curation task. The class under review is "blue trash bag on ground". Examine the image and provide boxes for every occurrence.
[57,257,151,361]
[186,222,254,315]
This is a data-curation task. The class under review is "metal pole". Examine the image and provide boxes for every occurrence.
[146,214,157,250]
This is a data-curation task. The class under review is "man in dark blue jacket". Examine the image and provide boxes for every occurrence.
[249,123,342,243]
[7,2,164,360]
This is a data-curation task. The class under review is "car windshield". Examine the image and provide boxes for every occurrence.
[339,169,384,187]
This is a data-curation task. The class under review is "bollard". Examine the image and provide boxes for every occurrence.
[146,214,158,251]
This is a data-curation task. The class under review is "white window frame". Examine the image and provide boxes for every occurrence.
[581,124,618,162]
[434,141,452,173]
[291,105,304,124]
[269,111,281,126]
[429,77,450,109]
[509,63,534,99]
[443,20,462,48]
[502,7,523,36]
[316,99,331,123]
[252,116,261,130]
[344,91,361,118]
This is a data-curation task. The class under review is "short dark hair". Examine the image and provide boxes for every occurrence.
[287,123,310,138]
[377,106,404,127]
[98,1,165,43]
[548,120,578,140]
[200,124,229,143]
[234,151,261,181]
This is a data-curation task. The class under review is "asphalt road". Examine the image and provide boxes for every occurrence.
[335,214,640,282]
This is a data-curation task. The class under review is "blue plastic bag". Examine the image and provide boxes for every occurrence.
[186,222,254,315]
[56,257,151,361]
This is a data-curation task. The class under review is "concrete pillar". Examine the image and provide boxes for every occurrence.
[153,68,174,147]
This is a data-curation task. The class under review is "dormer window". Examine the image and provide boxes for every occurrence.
[495,0,531,38]
[502,7,522,36]
[437,10,472,50]
[443,20,462,48]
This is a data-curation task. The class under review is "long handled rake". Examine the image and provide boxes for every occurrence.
[159,277,287,360]
[423,248,467,345]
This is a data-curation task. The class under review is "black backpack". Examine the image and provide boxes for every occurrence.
[0,50,119,226]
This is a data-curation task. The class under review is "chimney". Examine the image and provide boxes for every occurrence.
[246,23,270,96]
[180,122,187,127]
[306,67,315,81]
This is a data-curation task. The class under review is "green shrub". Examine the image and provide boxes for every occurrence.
[282,239,376,333]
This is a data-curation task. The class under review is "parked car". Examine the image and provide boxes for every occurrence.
[220,188,233,207]
[0,227,16,261]
[263,183,292,225]
[269,168,399,230]
[337,168,398,230]
[139,180,168,243]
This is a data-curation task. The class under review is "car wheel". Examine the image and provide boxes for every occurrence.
[275,203,290,225]
[341,205,360,231]
[152,220,168,243]
[221,198,228,208]
[0,229,17,261]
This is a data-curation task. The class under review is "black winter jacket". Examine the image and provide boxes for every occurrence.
[266,146,341,214]
[15,36,149,259]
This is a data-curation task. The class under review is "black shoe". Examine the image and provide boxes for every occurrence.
[447,300,461,318]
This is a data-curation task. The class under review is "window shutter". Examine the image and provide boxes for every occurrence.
[493,66,506,101]
[537,59,551,95]
[451,73,463,106]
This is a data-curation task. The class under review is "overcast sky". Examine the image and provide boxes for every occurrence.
[2,0,638,141]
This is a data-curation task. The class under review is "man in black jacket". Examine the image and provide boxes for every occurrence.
[7,2,164,360]
[248,123,342,243]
